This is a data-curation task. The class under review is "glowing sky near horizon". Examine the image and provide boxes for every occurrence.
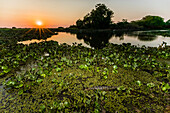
[0,0,170,28]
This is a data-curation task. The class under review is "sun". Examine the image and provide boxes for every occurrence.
[36,21,43,26]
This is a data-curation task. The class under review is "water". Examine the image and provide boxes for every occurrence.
[109,35,169,47]
[18,33,91,48]
[18,30,170,48]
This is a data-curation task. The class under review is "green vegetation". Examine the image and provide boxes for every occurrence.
[72,4,170,30]
[166,19,170,28]
[0,40,169,112]
[133,15,165,29]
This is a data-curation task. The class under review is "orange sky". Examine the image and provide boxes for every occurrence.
[1,0,170,28]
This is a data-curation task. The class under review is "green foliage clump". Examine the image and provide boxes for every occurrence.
[136,15,165,29]
[76,4,114,29]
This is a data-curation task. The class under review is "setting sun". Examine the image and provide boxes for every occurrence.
[36,21,42,26]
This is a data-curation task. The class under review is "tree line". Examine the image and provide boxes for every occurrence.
[71,4,170,30]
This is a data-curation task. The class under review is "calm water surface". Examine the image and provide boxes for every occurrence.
[18,31,170,48]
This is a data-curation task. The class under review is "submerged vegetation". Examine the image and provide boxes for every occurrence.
[0,38,169,112]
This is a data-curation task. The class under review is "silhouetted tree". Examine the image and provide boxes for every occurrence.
[76,19,84,29]
[166,19,170,28]
[76,4,114,29]
[136,15,165,29]
[166,19,170,24]
[12,27,16,29]
[116,19,129,29]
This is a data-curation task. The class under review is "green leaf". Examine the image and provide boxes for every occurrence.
[162,87,166,91]
[37,79,43,83]
[40,104,46,110]
[61,57,67,61]
[86,99,91,105]
[57,62,63,66]
[104,68,108,71]
[113,65,118,70]
[56,68,63,72]
[3,69,11,73]
[44,63,48,67]
[165,83,170,89]
[6,81,16,86]
[0,72,5,76]
[162,51,165,54]
[79,64,88,70]
[15,84,23,88]
[23,46,26,51]
[16,75,22,81]
[94,109,99,113]
[117,86,126,91]
[64,101,69,107]
[109,54,114,58]
[104,76,107,79]
[1,66,8,70]
[112,70,118,74]
[41,74,46,78]
[147,83,155,88]
[52,78,57,83]
[124,64,128,68]
[136,80,142,86]
[162,83,170,91]
[32,68,36,71]
[102,71,107,75]
[102,91,107,96]
[18,89,23,95]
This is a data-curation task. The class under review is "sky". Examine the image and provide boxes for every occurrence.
[0,0,170,28]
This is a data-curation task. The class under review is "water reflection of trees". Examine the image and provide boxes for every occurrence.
[137,35,157,41]
[117,31,158,41]
[127,32,158,41]
[76,32,113,48]
[75,31,129,48]
[74,31,159,48]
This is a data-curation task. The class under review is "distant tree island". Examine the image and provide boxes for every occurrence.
[67,4,170,30]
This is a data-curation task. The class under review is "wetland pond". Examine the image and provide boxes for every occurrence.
[18,30,170,48]
[1,29,170,112]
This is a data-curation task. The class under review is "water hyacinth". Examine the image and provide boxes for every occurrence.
[0,40,169,112]
[147,83,155,88]
[136,80,142,86]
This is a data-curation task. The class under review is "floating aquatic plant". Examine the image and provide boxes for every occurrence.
[0,40,169,112]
